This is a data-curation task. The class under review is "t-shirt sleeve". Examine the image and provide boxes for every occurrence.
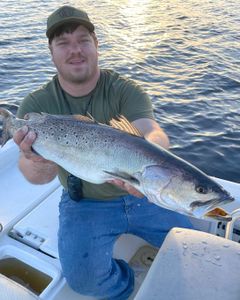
[118,79,155,122]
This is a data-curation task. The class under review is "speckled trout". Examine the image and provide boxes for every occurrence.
[0,108,234,221]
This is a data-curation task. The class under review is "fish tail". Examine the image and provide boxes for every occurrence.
[0,108,14,147]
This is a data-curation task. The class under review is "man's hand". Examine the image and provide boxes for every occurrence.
[13,126,50,163]
[13,125,58,184]
[108,179,144,198]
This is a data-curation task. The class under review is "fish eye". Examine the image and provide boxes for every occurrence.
[196,186,208,194]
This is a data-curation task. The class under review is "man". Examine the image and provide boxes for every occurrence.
[14,5,192,300]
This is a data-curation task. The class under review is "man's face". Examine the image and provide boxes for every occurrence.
[49,25,98,84]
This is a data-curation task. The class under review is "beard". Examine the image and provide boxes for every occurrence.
[58,60,98,85]
[63,72,89,84]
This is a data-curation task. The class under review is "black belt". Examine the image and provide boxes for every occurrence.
[67,174,83,202]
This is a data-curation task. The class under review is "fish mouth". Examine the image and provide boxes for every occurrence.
[191,196,234,221]
[204,194,234,221]
[204,207,232,221]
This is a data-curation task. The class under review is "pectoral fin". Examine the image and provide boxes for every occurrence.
[103,170,140,186]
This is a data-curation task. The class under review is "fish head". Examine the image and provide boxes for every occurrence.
[160,163,234,221]
[139,163,234,221]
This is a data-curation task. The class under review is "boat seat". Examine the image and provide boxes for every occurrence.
[0,273,39,300]
[135,227,240,300]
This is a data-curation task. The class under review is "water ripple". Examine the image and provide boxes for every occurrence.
[0,0,239,182]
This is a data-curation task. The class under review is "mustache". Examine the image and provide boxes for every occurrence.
[66,54,86,63]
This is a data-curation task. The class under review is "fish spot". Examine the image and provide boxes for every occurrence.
[83,253,89,258]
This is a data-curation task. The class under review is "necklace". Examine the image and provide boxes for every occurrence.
[61,76,100,116]
[63,91,94,116]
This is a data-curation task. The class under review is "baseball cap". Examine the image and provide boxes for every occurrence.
[46,5,95,38]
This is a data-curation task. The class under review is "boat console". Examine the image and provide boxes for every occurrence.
[135,228,240,300]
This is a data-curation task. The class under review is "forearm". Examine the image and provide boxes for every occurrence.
[144,129,170,149]
[132,118,170,150]
[19,153,58,184]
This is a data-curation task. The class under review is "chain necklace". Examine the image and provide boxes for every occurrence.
[60,74,101,116]
[63,90,94,116]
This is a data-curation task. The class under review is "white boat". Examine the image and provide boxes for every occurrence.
[0,139,240,300]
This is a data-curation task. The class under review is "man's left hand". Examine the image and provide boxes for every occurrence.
[108,179,144,198]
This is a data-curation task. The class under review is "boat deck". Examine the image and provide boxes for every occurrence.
[1,140,240,300]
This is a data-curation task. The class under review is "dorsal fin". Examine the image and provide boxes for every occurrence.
[109,115,143,137]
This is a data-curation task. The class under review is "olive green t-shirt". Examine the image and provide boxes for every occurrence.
[17,69,154,200]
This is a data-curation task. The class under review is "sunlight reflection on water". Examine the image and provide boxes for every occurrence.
[0,0,239,181]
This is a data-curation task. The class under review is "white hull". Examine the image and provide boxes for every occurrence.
[0,140,240,300]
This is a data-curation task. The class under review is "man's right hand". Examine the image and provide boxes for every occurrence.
[13,126,49,163]
[13,125,58,184]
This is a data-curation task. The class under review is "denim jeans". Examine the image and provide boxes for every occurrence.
[58,190,193,300]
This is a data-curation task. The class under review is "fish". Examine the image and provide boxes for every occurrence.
[0,108,234,221]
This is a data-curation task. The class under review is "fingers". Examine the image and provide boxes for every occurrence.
[13,126,42,162]
[108,179,144,198]
[13,126,35,154]
[124,184,144,198]
[13,126,29,146]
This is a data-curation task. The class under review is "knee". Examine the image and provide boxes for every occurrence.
[63,264,98,296]
[65,274,95,296]
[62,257,113,297]
[62,259,134,299]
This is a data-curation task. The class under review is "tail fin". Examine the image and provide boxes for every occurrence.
[0,108,14,147]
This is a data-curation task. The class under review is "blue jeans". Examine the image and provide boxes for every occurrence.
[58,191,193,300]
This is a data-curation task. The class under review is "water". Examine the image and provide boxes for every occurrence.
[0,0,239,182]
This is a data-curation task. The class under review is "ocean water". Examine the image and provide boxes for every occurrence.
[0,0,239,182]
